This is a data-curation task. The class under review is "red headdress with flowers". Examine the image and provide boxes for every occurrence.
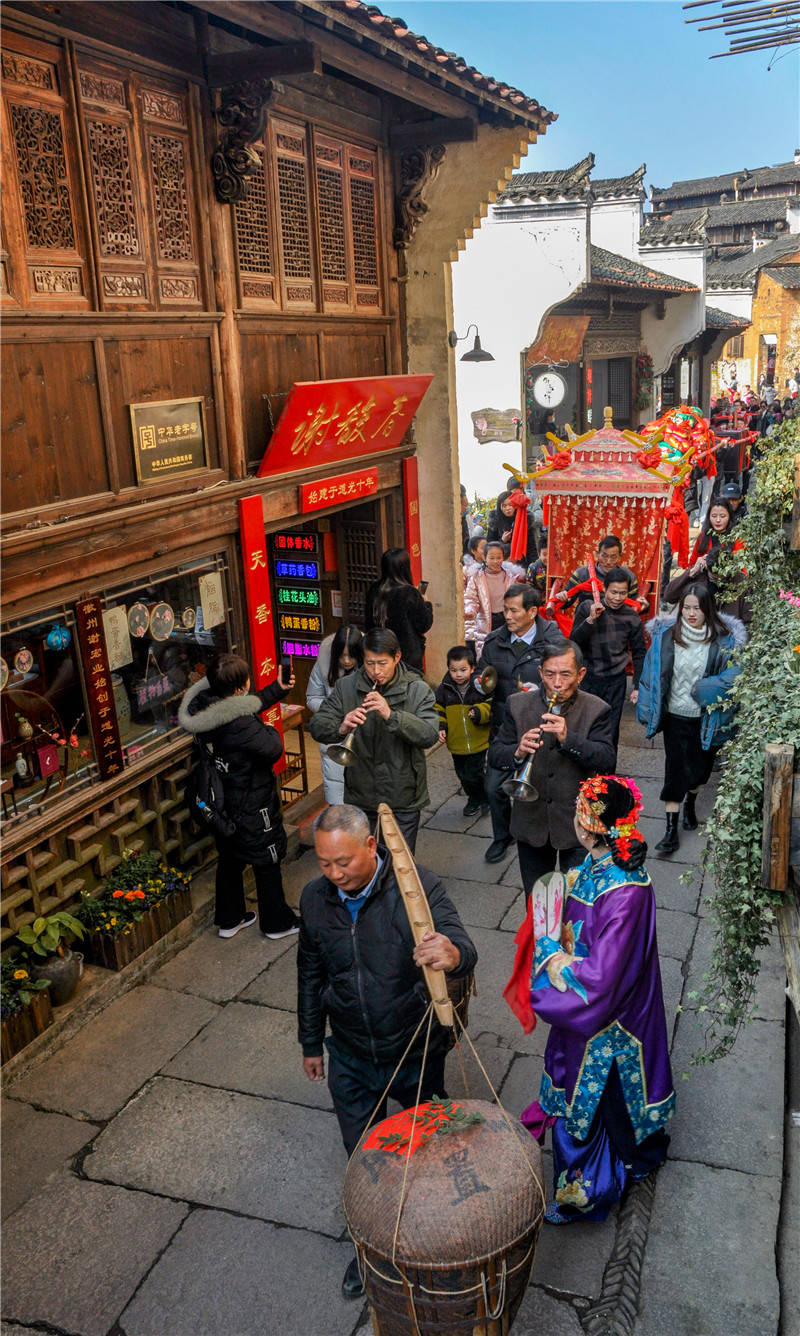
[575,775,646,868]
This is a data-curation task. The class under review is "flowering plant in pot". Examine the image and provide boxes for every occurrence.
[1,956,53,1063]
[76,849,192,970]
[16,912,85,1007]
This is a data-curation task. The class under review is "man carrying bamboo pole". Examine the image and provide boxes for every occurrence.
[297,803,477,1298]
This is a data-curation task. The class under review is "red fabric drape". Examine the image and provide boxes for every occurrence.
[547,494,666,591]
[503,896,537,1034]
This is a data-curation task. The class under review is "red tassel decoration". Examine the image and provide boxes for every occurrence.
[508,490,530,564]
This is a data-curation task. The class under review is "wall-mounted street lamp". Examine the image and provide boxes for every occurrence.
[447,324,495,363]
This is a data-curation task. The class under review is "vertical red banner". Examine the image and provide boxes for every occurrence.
[75,598,125,779]
[238,495,286,773]
[402,455,422,585]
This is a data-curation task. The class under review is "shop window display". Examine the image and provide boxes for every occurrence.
[0,558,233,824]
[1,609,95,817]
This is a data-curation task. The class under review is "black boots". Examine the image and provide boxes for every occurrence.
[682,792,698,831]
[655,812,680,857]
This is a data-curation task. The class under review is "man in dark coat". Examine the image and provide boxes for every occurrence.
[477,583,564,862]
[179,654,297,939]
[571,567,646,748]
[309,628,438,852]
[489,640,616,899]
[298,803,477,1298]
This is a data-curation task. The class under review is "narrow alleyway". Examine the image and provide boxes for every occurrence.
[1,707,789,1336]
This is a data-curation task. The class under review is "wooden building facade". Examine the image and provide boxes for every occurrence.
[0,0,552,942]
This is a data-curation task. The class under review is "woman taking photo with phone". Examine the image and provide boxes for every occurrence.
[636,584,746,856]
[306,625,363,804]
[365,547,433,673]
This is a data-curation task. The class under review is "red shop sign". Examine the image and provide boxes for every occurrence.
[257,375,432,477]
[75,598,125,780]
[300,467,378,513]
[238,495,286,773]
[402,456,422,585]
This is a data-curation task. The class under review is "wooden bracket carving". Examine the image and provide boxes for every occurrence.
[393,144,446,249]
[211,78,275,203]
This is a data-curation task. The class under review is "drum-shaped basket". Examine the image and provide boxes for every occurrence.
[343,1098,544,1336]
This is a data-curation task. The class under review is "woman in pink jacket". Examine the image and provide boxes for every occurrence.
[464,542,516,654]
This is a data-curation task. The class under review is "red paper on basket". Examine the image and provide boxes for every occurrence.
[363,1101,465,1155]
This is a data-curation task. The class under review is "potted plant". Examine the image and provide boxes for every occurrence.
[76,849,193,971]
[16,911,85,1006]
[1,956,53,1063]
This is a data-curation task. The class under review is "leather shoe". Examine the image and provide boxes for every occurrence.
[485,837,512,864]
[342,1254,364,1300]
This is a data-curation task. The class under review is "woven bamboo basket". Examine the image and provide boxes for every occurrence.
[343,1097,544,1336]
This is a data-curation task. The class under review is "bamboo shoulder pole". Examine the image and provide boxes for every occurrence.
[377,803,454,1027]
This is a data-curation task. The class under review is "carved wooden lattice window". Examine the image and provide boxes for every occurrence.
[233,144,276,305]
[235,118,382,314]
[75,56,201,309]
[1,31,89,308]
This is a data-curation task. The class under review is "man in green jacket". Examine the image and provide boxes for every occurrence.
[308,628,439,851]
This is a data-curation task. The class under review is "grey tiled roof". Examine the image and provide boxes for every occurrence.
[501,154,595,202]
[591,165,646,199]
[763,265,800,288]
[660,198,790,228]
[707,235,800,288]
[328,1,557,129]
[590,245,698,292]
[705,305,750,329]
[652,161,800,204]
[640,211,709,246]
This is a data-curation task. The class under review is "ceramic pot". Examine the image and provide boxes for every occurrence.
[29,949,82,1007]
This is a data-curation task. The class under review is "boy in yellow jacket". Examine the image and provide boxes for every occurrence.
[435,645,493,817]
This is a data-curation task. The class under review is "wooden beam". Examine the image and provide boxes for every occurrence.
[389,117,478,149]
[761,742,795,891]
[206,40,320,87]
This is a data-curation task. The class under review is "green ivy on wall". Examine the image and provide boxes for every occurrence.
[692,418,800,1061]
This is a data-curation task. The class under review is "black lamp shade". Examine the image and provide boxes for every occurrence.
[461,333,494,363]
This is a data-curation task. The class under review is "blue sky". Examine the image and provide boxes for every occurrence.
[395,1,800,191]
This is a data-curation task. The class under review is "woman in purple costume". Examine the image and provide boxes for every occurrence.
[523,775,674,1224]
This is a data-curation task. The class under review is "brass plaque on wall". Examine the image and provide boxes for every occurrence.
[129,396,208,483]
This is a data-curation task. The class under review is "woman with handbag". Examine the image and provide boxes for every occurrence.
[522,775,674,1224]
[179,653,299,939]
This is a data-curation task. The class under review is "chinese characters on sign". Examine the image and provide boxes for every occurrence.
[278,613,323,637]
[198,572,226,630]
[238,495,285,772]
[75,598,124,780]
[272,532,319,555]
[257,375,433,477]
[299,468,379,514]
[280,640,320,659]
[274,559,320,581]
[402,456,422,586]
[276,586,322,609]
[129,397,208,484]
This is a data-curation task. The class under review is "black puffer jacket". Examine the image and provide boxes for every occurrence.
[365,582,434,671]
[178,676,288,863]
[297,853,477,1060]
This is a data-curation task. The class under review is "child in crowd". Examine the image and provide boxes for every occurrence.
[464,541,516,654]
[462,533,487,589]
[435,644,492,817]
[525,538,548,594]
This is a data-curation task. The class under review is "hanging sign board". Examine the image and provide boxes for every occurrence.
[276,585,322,610]
[280,639,320,659]
[273,557,321,582]
[75,598,124,780]
[300,467,379,512]
[238,495,285,772]
[272,532,319,555]
[129,397,208,483]
[402,456,422,586]
[102,605,133,671]
[257,375,432,477]
[279,613,323,638]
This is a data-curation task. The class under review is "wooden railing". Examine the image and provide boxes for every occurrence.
[762,741,800,1019]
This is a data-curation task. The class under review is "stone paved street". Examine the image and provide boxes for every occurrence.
[1,710,792,1336]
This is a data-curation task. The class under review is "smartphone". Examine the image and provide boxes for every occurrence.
[418,580,429,595]
[280,654,292,677]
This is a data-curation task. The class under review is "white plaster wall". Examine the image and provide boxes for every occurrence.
[640,291,706,374]
[452,205,588,501]
[636,243,705,292]
[704,287,753,320]
[590,198,641,259]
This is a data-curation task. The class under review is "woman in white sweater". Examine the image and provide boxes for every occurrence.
[637,584,746,856]
[305,625,363,804]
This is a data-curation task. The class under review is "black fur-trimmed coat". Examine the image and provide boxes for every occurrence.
[178,677,287,864]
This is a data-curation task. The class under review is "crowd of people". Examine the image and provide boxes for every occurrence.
[180,436,755,1299]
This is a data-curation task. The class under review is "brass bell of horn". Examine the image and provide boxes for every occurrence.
[327,729,359,767]
[501,753,539,802]
[472,665,498,696]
